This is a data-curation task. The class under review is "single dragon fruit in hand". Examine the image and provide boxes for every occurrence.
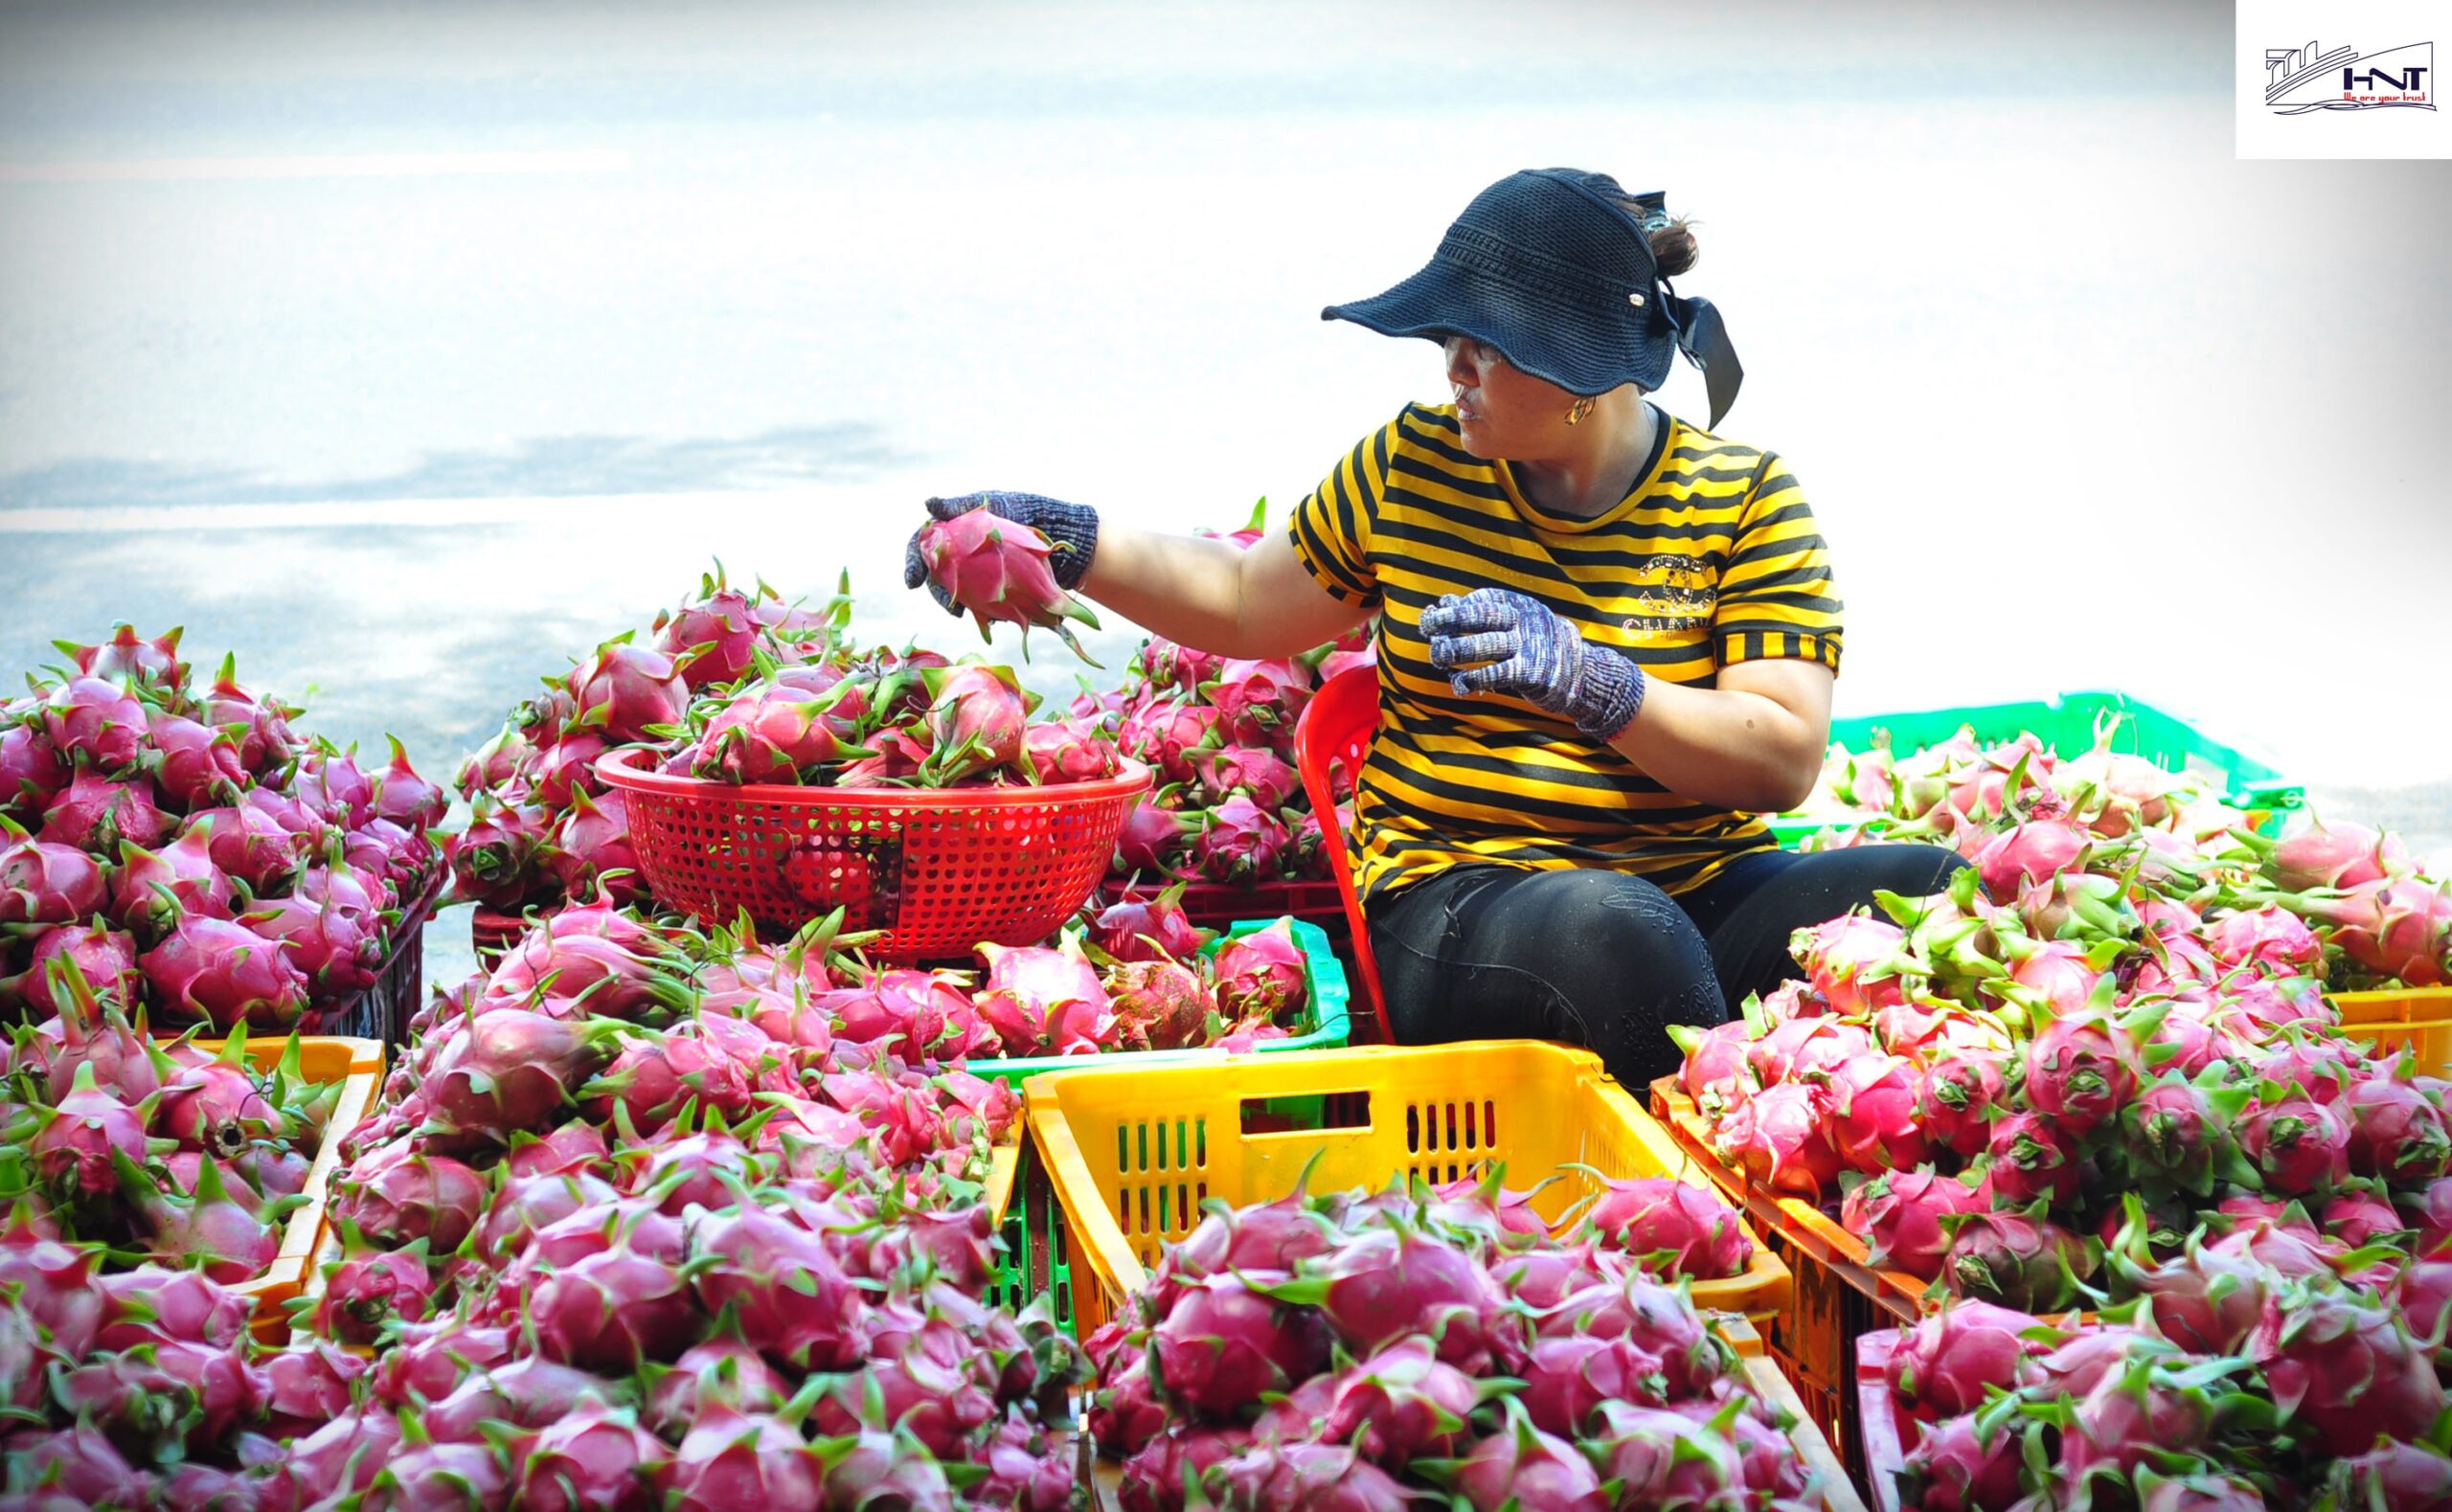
[916,506,1102,660]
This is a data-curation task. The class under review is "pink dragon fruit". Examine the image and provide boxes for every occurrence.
[1114,792,1199,877]
[1092,881,1208,962]
[568,637,689,743]
[1192,794,1293,883]
[584,1026,761,1130]
[2326,1443,2452,1511]
[112,825,239,936]
[2253,1285,2446,1456]
[370,734,449,830]
[668,1397,829,1512]
[140,913,311,1028]
[531,1238,704,1369]
[0,1423,149,1507]
[1581,1176,1752,1278]
[243,891,381,998]
[129,1154,281,1281]
[547,788,644,906]
[40,675,148,772]
[1139,635,1226,691]
[1022,717,1124,783]
[314,1244,437,1344]
[1212,917,1307,1022]
[687,1206,862,1370]
[1842,1167,1986,1280]
[421,1007,617,1140]
[974,938,1117,1054]
[196,654,298,774]
[1149,1273,1329,1415]
[2022,1006,2140,1136]
[1897,1412,2023,1512]
[1946,1209,2095,1312]
[2237,1095,2352,1194]
[185,801,307,891]
[60,623,186,688]
[1200,657,1316,752]
[644,1340,791,1438]
[2287,876,2452,986]
[2118,1076,2239,1188]
[2205,905,2324,975]
[1915,1053,2007,1159]
[1821,1051,1934,1173]
[1291,1335,1481,1466]
[34,1061,157,1197]
[1200,1441,1420,1511]
[2344,1073,2452,1181]
[920,663,1032,783]
[1119,692,1220,785]
[144,709,247,810]
[516,1403,673,1512]
[915,506,1101,657]
[2322,1191,2404,1248]
[41,768,168,854]
[92,1263,253,1351]
[0,918,140,1017]
[451,793,551,907]
[158,1037,284,1156]
[1971,818,2090,899]
[1190,743,1302,809]
[1790,911,1911,1014]
[1442,1410,1611,1512]
[692,684,866,784]
[2115,1240,2272,1356]
[488,928,685,1021]
[0,722,69,815]
[330,1141,488,1250]
[1984,1110,2085,1207]
[1745,1014,1873,1087]
[1884,1300,2050,1415]
[1714,1080,1842,1197]
[358,1439,513,1512]
[1669,1019,1760,1115]
[654,568,774,689]
[1108,958,1215,1051]
[2249,816,2411,892]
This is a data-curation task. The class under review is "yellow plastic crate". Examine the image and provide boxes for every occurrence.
[2335,985,2452,1072]
[193,1036,384,1343]
[1025,1041,1791,1345]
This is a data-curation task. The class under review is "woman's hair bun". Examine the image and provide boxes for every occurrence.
[1646,214,1699,279]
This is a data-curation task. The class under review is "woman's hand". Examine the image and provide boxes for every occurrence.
[1423,588,1645,740]
[902,491,1101,615]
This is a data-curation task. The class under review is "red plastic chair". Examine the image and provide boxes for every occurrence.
[1292,666,1390,1043]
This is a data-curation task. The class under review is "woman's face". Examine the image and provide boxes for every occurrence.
[1443,335,1572,460]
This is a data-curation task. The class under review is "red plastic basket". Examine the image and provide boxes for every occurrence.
[596,748,1153,961]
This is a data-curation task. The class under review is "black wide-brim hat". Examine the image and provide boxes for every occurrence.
[1323,167,1743,425]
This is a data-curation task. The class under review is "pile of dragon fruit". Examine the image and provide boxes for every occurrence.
[4,992,350,1285]
[276,900,1098,1509]
[1,624,449,1031]
[1874,1267,2452,1511]
[1082,1167,1822,1511]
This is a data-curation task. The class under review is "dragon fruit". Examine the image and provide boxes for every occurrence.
[0,1422,149,1507]
[41,768,168,854]
[1200,658,1315,752]
[158,1036,284,1156]
[517,1404,673,1512]
[244,891,382,997]
[568,637,690,743]
[920,664,1032,783]
[1714,1080,1841,1197]
[1092,881,1208,962]
[2021,1005,2142,1136]
[532,730,611,808]
[1821,1051,1933,1173]
[655,569,775,688]
[1884,1300,2049,1415]
[196,654,298,774]
[2283,876,2452,986]
[584,1026,761,1130]
[688,1206,862,1370]
[1790,911,1911,1014]
[1580,1176,1752,1279]
[421,1007,617,1140]
[315,1243,437,1344]
[141,913,312,1028]
[0,723,68,815]
[1670,1019,1759,1114]
[1191,743,1302,809]
[330,1141,488,1250]
[2344,1073,2452,1181]
[645,1340,791,1438]
[1202,1441,1419,1511]
[692,684,865,784]
[359,1439,513,1512]
[1944,1209,2094,1312]
[1915,1053,2007,1159]
[1119,693,1220,786]
[2322,1191,2405,1248]
[129,1153,283,1281]
[915,506,1101,657]
[1149,1272,1329,1413]
[1842,1167,1985,1280]
[92,1263,253,1351]
[1745,1014,1873,1086]
[531,1237,704,1368]
[1023,717,1124,784]
[1971,818,2090,898]
[1114,792,1199,876]
[2204,904,2324,975]
[1193,795,1293,883]
[2118,1076,2240,1190]
[974,938,1116,1055]
[187,801,308,891]
[1139,635,1226,692]
[1984,1111,2086,1207]
[1436,1409,1610,1512]
[34,1061,157,1197]
[2252,1285,2447,1456]
[1,920,140,1015]
[112,825,239,936]
[40,675,148,772]
[2245,816,2410,892]
[2237,1095,2351,1195]
[1212,918,1306,1022]
[143,710,247,811]
[2326,1443,2452,1511]
[488,929,686,1021]
[1897,1412,2023,1512]
[1108,958,1215,1052]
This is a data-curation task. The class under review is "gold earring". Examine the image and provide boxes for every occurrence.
[1564,397,1597,425]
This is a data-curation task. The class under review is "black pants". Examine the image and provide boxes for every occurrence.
[1367,846,1967,1087]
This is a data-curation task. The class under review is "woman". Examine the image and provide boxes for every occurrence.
[905,167,1958,1084]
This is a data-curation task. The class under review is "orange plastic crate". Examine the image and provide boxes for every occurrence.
[1025,1041,1792,1348]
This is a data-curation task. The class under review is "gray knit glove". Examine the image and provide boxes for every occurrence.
[1422,587,1646,741]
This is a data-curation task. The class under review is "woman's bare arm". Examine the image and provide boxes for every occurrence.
[1080,525,1371,659]
[1601,659,1834,814]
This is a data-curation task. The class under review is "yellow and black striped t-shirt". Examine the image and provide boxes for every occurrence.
[1289,402,1843,903]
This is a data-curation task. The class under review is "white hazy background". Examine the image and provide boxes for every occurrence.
[3,0,2448,976]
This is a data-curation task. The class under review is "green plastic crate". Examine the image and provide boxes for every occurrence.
[979,915,1351,1332]
[1770,688,2303,847]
